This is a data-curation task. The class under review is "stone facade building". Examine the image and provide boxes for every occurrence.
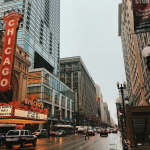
[118,1,150,106]
[60,56,97,126]
[0,31,31,102]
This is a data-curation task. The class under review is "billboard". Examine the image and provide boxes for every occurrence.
[132,0,150,33]
[0,11,21,91]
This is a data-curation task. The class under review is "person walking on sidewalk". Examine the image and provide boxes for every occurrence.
[85,128,89,140]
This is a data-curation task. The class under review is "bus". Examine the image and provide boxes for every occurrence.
[50,124,74,136]
[0,124,16,136]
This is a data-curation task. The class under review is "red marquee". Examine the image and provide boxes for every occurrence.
[0,11,21,91]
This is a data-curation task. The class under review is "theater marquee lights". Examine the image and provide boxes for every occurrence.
[0,11,21,91]
[0,97,48,123]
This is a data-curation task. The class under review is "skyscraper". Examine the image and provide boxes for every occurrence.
[0,0,60,77]
[118,0,148,106]
[60,56,97,126]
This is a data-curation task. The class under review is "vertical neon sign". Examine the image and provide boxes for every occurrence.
[0,11,21,91]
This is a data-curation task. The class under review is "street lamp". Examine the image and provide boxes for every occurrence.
[125,98,129,105]
[115,101,123,131]
[117,82,126,131]
[142,45,150,71]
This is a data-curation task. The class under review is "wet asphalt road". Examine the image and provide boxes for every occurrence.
[0,133,118,150]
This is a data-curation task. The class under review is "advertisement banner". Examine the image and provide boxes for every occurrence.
[132,0,150,33]
[14,109,47,120]
[0,11,21,91]
[0,105,12,116]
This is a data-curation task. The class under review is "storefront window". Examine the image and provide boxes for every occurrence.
[27,86,41,99]
[28,72,41,84]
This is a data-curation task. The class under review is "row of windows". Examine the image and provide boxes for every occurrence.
[28,71,74,99]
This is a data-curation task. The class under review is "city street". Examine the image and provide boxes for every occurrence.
[0,133,120,150]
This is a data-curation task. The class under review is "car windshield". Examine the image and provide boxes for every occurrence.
[35,129,41,132]
[7,131,19,135]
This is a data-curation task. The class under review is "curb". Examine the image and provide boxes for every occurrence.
[116,132,123,150]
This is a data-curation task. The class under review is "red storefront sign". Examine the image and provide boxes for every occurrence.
[0,11,21,91]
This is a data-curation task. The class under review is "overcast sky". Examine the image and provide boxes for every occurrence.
[60,0,125,124]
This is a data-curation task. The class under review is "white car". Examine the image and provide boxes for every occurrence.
[5,130,37,149]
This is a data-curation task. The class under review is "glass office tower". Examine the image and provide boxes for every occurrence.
[0,0,60,77]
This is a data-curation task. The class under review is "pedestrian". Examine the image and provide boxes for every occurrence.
[85,128,89,140]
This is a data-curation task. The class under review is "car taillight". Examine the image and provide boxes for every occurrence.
[19,136,22,139]
[106,131,107,132]
[100,131,101,132]
[92,131,94,133]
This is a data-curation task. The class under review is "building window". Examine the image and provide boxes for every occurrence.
[44,87,52,102]
[66,64,71,68]
[73,72,78,76]
[67,73,71,77]
[55,92,59,105]
[61,96,65,107]
[27,86,41,99]
[61,74,65,78]
[67,99,70,109]
[28,72,42,84]
[18,62,21,69]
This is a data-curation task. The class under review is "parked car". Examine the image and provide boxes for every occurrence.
[33,129,48,138]
[88,130,95,136]
[55,130,66,137]
[0,134,5,146]
[5,130,37,149]
[100,129,108,137]
[112,129,117,133]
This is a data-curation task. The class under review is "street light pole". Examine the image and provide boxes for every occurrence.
[117,82,126,131]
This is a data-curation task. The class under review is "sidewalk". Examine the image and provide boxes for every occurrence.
[116,131,123,150]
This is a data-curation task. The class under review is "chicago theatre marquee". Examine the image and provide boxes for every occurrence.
[0,11,48,125]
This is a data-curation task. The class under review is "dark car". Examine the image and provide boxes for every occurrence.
[0,134,5,146]
[88,130,95,136]
[100,129,108,137]
[5,130,37,149]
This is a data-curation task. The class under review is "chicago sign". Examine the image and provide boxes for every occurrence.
[0,11,21,91]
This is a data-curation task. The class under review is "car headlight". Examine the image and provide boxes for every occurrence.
[60,133,62,135]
